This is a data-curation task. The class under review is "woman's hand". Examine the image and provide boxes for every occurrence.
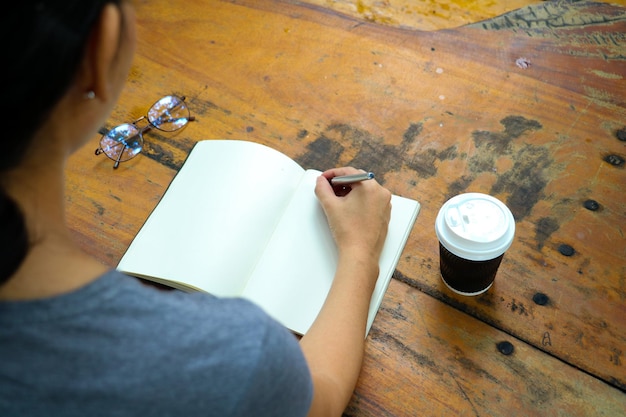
[302,167,392,417]
[314,167,392,274]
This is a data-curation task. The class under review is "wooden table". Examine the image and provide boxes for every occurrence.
[66,0,626,415]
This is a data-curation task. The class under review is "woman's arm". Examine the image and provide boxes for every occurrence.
[300,167,391,417]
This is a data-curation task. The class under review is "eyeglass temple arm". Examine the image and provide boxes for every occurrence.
[113,143,127,169]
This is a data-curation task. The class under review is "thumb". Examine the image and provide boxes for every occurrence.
[314,175,336,206]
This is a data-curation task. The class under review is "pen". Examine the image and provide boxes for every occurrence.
[330,172,375,185]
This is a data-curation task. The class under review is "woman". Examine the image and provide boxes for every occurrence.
[0,1,391,416]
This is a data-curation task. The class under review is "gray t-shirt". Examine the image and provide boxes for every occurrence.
[0,270,313,416]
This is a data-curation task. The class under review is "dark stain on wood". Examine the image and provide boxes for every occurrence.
[189,96,230,116]
[406,146,458,179]
[297,129,309,139]
[144,139,187,171]
[343,391,389,417]
[403,122,423,143]
[140,123,197,171]
[296,121,458,183]
[349,121,454,182]
[448,115,550,220]
[91,201,105,216]
[380,303,408,321]
[455,355,500,384]
[508,299,529,316]
[475,290,497,308]
[368,327,441,375]
[297,134,345,170]
[472,116,542,154]
[446,175,475,201]
[535,217,560,249]
[491,143,552,220]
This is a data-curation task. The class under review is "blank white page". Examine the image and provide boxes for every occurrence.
[243,170,421,335]
[118,140,305,296]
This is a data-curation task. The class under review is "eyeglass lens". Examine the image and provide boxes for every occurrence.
[148,96,190,132]
[99,123,143,164]
[96,95,191,167]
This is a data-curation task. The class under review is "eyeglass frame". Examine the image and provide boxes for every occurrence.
[95,95,195,169]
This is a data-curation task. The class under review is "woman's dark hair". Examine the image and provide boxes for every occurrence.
[0,0,121,284]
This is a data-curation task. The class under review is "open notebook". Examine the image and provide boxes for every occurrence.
[118,140,420,335]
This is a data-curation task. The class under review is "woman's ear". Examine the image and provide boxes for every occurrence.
[79,4,122,102]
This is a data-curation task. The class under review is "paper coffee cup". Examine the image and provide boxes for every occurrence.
[435,193,515,296]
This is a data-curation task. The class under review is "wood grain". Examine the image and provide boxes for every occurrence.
[300,0,626,31]
[299,0,539,31]
[65,0,626,413]
[349,279,625,416]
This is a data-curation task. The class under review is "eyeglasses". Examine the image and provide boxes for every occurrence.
[95,95,195,168]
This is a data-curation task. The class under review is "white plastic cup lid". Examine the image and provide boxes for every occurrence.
[435,193,515,261]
